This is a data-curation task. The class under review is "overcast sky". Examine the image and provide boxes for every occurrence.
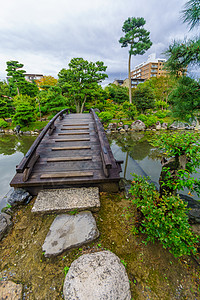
[0,0,198,85]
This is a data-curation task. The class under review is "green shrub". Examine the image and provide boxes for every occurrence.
[155,110,168,118]
[98,111,113,123]
[144,115,158,127]
[137,114,147,122]
[0,119,8,128]
[129,174,199,257]
[122,101,137,120]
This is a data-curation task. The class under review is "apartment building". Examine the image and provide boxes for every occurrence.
[131,53,167,81]
[25,74,43,82]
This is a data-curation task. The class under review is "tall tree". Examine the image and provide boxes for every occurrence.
[58,58,107,113]
[119,17,152,104]
[6,61,26,96]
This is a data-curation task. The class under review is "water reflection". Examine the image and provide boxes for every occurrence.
[108,132,199,199]
[108,132,162,189]
[0,135,36,209]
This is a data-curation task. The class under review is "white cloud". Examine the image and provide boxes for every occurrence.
[0,0,197,83]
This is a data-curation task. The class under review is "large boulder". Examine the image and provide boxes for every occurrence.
[63,250,131,300]
[42,211,99,257]
[131,120,146,131]
[0,213,12,240]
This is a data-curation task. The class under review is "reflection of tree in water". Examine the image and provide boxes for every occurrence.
[148,148,164,161]
[108,132,164,161]
[109,132,151,160]
[16,136,36,155]
[128,140,151,161]
[0,135,36,156]
[0,135,17,155]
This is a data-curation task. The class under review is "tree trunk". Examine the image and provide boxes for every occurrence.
[80,96,87,114]
[128,53,132,104]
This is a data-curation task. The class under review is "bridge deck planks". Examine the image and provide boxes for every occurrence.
[10,113,121,194]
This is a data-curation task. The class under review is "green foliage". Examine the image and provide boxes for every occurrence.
[0,81,10,97]
[169,76,200,121]
[155,101,169,111]
[144,76,178,106]
[181,0,200,30]
[20,81,39,97]
[6,60,26,96]
[129,174,199,257]
[136,114,147,122]
[63,266,70,276]
[0,98,13,120]
[0,119,8,128]
[98,111,113,124]
[58,58,108,113]
[119,17,152,57]
[132,85,155,113]
[151,132,200,196]
[104,84,129,104]
[13,94,36,126]
[122,101,137,120]
[154,110,168,118]
[165,39,200,76]
[144,115,158,127]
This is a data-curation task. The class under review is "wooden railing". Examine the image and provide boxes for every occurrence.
[16,108,69,181]
[90,108,112,177]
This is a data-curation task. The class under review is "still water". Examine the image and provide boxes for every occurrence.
[0,132,199,210]
[108,131,199,199]
[0,135,36,209]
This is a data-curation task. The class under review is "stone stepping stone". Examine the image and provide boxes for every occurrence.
[0,281,22,300]
[42,211,99,257]
[32,187,100,214]
[63,250,131,300]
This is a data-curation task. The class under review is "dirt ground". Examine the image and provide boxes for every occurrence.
[0,192,200,299]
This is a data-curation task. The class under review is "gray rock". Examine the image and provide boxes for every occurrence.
[107,123,117,131]
[22,131,31,135]
[63,250,131,300]
[119,128,126,133]
[162,122,168,129]
[42,211,99,257]
[32,187,100,214]
[0,280,22,299]
[0,213,12,240]
[131,120,146,131]
[8,188,32,207]
[118,121,124,127]
[156,121,161,130]
[124,124,129,131]
[169,121,189,130]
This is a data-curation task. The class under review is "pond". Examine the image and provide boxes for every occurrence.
[0,132,199,210]
[108,131,199,199]
[0,134,36,210]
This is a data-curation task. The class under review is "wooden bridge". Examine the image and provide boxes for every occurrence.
[10,109,123,195]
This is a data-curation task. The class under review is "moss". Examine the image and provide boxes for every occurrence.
[0,193,200,299]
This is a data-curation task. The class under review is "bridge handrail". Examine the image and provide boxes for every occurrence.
[16,108,69,173]
[90,109,112,175]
